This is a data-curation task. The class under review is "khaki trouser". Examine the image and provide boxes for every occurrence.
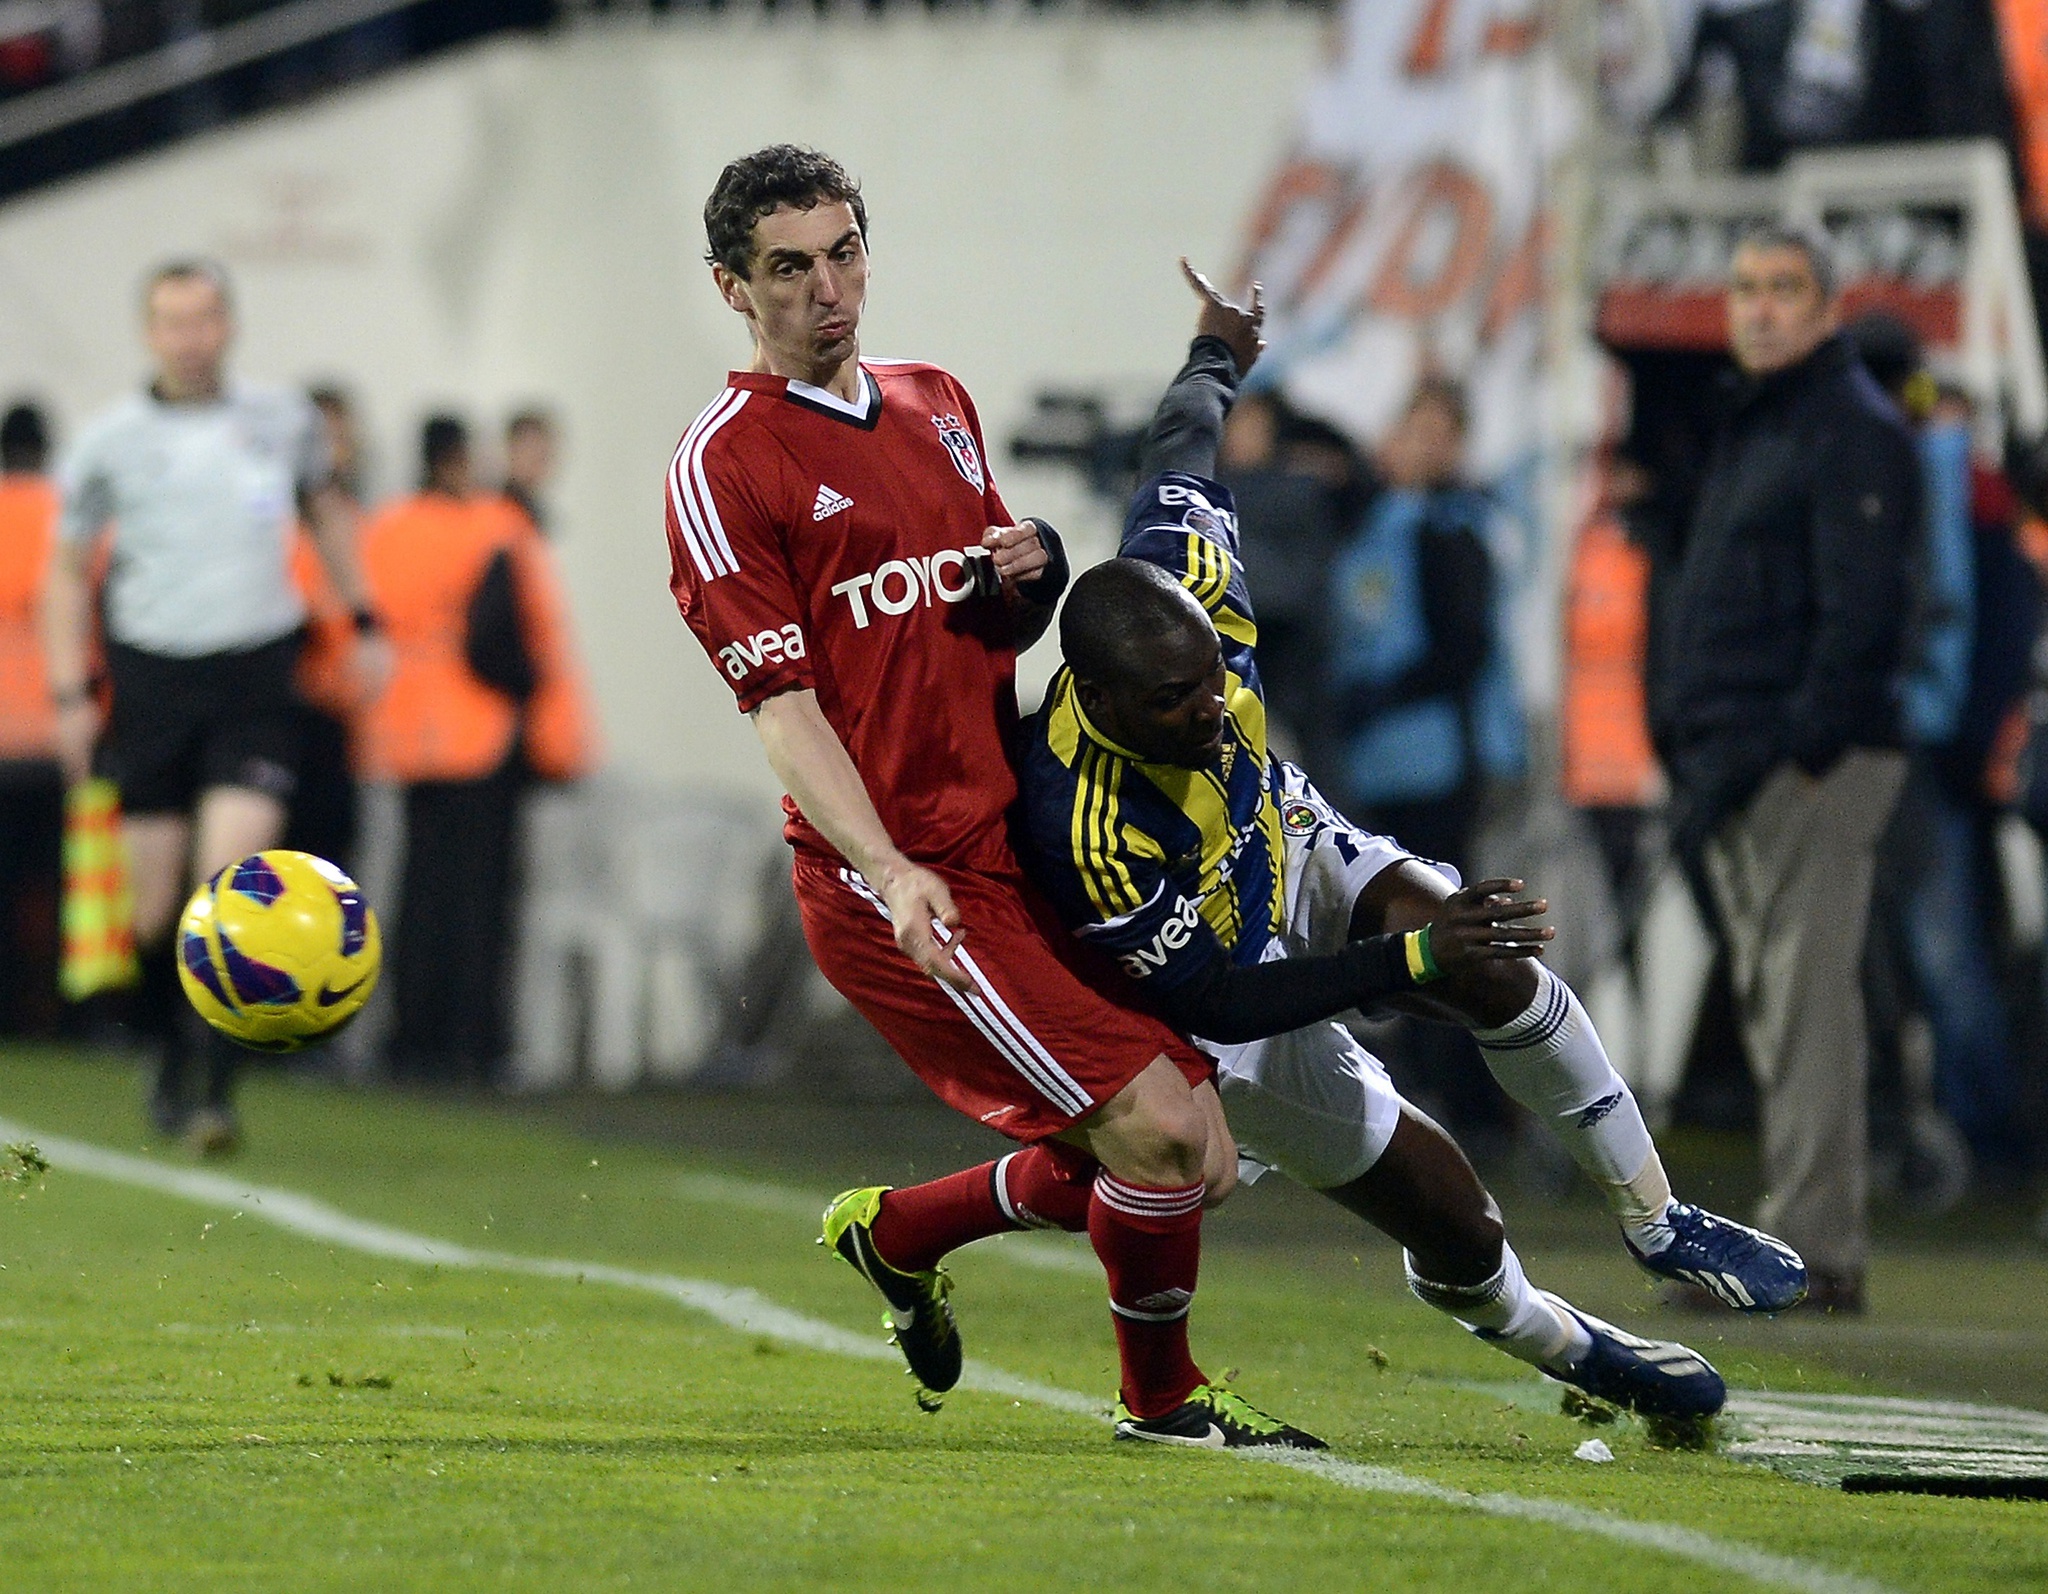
[1702,749,1907,1278]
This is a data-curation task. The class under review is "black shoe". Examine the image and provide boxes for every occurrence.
[147,1091,188,1139]
[1114,1382,1327,1450]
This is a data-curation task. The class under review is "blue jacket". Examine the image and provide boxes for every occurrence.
[1326,484,1523,804]
[1900,421,1974,748]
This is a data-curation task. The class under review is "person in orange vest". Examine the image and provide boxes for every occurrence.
[0,403,63,1037]
[358,415,595,1085]
[1560,459,1665,928]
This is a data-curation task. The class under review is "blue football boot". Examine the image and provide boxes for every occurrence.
[1624,1201,1808,1314]
[1538,1293,1726,1419]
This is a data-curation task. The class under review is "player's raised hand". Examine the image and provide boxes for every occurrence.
[876,858,974,991]
[1421,879,1553,977]
[1180,257,1265,377]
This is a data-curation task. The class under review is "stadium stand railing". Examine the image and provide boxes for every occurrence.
[0,0,549,203]
[0,0,1332,205]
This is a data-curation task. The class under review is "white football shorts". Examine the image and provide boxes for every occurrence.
[1207,763,1461,1191]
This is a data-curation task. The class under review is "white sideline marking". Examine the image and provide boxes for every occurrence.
[6,1120,1890,1594]
[2,1121,1097,1418]
[1450,1374,2048,1477]
[1256,1452,1888,1594]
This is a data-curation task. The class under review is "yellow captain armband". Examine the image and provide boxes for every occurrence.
[1404,926,1443,984]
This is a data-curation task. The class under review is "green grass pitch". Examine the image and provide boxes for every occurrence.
[0,1047,2043,1592]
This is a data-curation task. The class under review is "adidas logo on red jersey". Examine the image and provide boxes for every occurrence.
[812,484,854,521]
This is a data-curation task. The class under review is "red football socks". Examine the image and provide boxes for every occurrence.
[994,1144,1097,1232]
[867,1145,1102,1273]
[868,1163,1009,1275]
[868,1158,1208,1415]
[1089,1173,1206,1419]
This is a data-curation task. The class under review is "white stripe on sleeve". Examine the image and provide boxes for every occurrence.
[685,389,751,577]
[668,390,742,582]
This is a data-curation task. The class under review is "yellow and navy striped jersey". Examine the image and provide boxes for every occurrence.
[1015,471,1287,989]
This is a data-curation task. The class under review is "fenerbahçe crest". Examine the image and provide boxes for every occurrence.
[931,413,985,492]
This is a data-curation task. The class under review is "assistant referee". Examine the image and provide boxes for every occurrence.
[40,260,389,1152]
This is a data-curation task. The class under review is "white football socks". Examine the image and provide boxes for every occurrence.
[1405,1243,1592,1373]
[1469,963,1676,1253]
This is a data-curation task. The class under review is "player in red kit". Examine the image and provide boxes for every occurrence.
[666,146,1320,1448]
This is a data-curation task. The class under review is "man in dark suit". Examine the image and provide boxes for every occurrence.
[1651,222,1919,1313]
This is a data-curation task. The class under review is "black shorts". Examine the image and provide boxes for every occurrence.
[100,632,305,816]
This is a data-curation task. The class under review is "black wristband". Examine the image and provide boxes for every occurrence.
[1015,518,1070,606]
[352,607,380,635]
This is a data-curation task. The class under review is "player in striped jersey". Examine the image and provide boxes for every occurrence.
[1010,266,1807,1376]
[854,263,1763,1422]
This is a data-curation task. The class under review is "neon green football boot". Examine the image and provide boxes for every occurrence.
[820,1185,963,1404]
[1113,1380,1326,1450]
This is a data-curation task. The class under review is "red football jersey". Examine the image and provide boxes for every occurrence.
[666,359,1023,872]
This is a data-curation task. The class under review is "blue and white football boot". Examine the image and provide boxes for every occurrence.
[1537,1292,1727,1419]
[1624,1202,1808,1314]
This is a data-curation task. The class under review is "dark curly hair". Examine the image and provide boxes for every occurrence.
[703,145,867,277]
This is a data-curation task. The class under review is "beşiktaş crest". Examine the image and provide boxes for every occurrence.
[931,413,985,492]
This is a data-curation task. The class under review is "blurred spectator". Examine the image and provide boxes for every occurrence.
[0,402,62,1037]
[1214,390,1352,769]
[1650,224,1918,1313]
[283,384,372,871]
[1324,377,1499,880]
[308,384,368,505]
[1320,377,1523,1145]
[501,406,558,537]
[1848,314,2040,1188]
[1560,454,1665,929]
[1663,0,2017,171]
[357,415,594,1086]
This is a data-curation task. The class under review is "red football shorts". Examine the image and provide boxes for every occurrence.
[791,852,1212,1142]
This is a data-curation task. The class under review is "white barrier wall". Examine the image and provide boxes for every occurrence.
[0,15,1319,801]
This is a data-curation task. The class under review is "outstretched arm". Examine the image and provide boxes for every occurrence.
[752,687,972,991]
[1136,260,1265,482]
[1146,880,1550,1045]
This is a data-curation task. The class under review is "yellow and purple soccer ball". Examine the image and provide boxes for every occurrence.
[176,850,382,1053]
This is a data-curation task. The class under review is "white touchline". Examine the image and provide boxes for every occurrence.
[3,1120,1890,1594]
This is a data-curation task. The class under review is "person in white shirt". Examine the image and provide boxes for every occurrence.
[41,259,389,1152]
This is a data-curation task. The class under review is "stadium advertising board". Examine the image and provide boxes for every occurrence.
[1233,0,1571,482]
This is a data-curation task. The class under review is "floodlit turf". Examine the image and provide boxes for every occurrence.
[1,1048,2044,1592]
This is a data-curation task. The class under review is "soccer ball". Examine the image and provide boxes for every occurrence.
[176,850,382,1053]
